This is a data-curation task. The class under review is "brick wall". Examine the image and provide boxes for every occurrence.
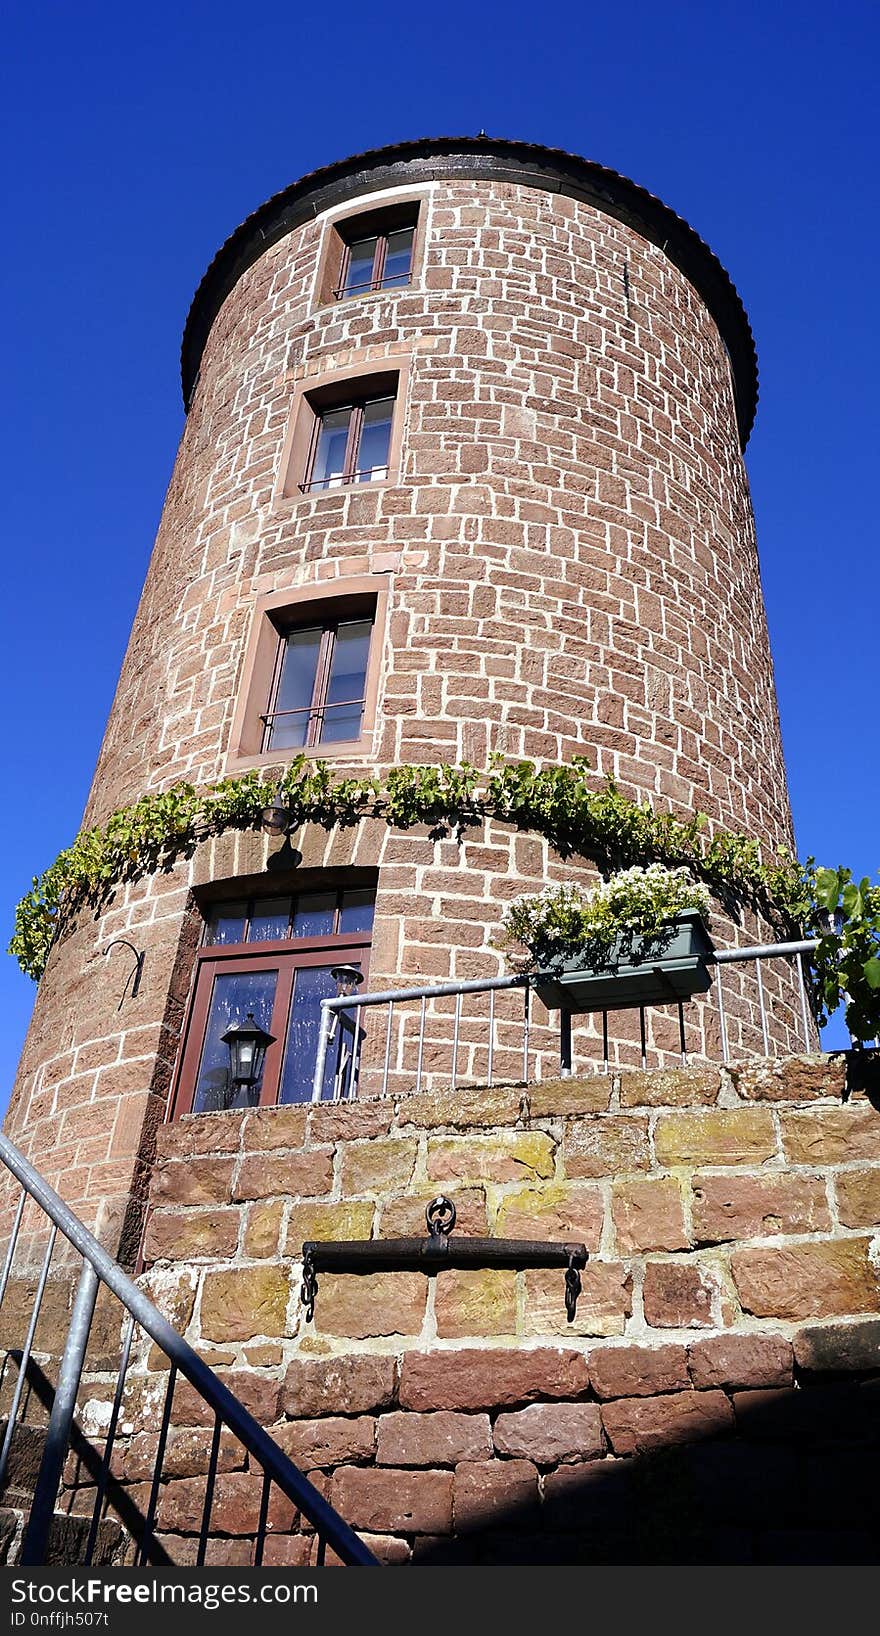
[5,157,802,1258]
[56,1053,880,1565]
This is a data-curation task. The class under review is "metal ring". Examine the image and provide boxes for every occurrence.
[425,1196,456,1239]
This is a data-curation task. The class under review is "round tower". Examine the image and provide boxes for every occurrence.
[4,139,802,1256]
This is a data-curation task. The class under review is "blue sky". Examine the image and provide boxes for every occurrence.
[1,0,876,1095]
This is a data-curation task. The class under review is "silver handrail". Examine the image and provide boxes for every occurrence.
[0,1130,378,1568]
[311,939,828,1098]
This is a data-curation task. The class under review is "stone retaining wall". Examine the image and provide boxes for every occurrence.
[59,1052,880,1563]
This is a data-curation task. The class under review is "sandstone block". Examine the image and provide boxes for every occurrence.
[494,1183,603,1248]
[144,1207,240,1263]
[331,1467,453,1534]
[157,1111,244,1160]
[731,1238,879,1321]
[643,1261,716,1328]
[834,1167,880,1228]
[525,1077,612,1117]
[399,1347,589,1412]
[619,1066,721,1108]
[233,1150,334,1201]
[601,1389,733,1454]
[562,1116,650,1178]
[434,1269,517,1338]
[283,1354,397,1418]
[242,1105,308,1151]
[243,1199,284,1258]
[612,1176,688,1252]
[214,1370,283,1424]
[199,1266,291,1342]
[654,1108,777,1167]
[378,1188,488,1237]
[311,1270,426,1339]
[589,1343,690,1400]
[793,1318,880,1376]
[338,1138,418,1194]
[523,1262,632,1338]
[308,1102,394,1144]
[730,1054,846,1103]
[691,1171,831,1243]
[687,1333,793,1390]
[151,1158,234,1207]
[285,1201,375,1250]
[493,1401,603,1464]
[376,1411,492,1467]
[396,1086,524,1127]
[426,1132,556,1185]
[780,1104,880,1165]
[273,1415,376,1469]
[453,1459,539,1530]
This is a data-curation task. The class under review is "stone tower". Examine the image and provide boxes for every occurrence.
[5,138,801,1259]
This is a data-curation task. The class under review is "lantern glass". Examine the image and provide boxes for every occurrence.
[260,793,289,837]
[221,1011,275,1093]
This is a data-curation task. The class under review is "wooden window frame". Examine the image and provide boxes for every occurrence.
[170,901,373,1120]
[278,357,411,502]
[333,215,417,300]
[314,197,424,309]
[261,604,373,753]
[299,390,395,494]
[226,575,388,772]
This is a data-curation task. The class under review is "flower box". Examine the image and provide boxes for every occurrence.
[532,909,715,1012]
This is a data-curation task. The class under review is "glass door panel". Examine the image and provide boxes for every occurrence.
[192,968,278,1113]
[278,964,364,1103]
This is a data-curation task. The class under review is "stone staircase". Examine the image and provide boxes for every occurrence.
[0,1416,124,1564]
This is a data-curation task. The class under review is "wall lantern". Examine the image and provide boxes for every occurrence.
[331,965,365,998]
[816,908,846,938]
[260,787,291,837]
[221,1013,275,1096]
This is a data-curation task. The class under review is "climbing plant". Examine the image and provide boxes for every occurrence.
[7,754,878,1044]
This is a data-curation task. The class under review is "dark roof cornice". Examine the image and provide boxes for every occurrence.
[181,137,758,445]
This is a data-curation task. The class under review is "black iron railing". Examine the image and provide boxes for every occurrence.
[0,1131,378,1568]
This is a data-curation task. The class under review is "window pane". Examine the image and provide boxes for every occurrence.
[192,969,277,1113]
[310,406,352,489]
[339,889,375,934]
[292,892,337,938]
[356,397,393,482]
[382,227,414,289]
[319,618,372,743]
[342,235,378,295]
[249,898,292,942]
[278,965,364,1103]
[267,627,322,750]
[205,902,247,945]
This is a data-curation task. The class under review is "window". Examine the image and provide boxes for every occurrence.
[262,606,374,752]
[335,218,416,299]
[317,203,420,306]
[172,887,375,1116]
[300,388,395,492]
[227,577,388,769]
[280,363,409,501]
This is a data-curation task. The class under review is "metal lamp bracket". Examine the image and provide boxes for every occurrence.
[103,939,145,1006]
[300,1195,588,1324]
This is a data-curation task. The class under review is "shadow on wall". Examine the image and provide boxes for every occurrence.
[414,1377,880,1566]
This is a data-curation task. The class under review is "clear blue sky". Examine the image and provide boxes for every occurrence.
[1,0,876,1094]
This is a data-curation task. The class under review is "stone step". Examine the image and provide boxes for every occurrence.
[0,1502,124,1566]
[0,1420,47,1502]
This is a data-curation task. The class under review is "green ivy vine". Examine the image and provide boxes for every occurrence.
[7,754,879,1045]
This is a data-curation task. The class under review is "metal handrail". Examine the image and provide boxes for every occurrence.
[311,938,828,1099]
[0,1130,378,1568]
